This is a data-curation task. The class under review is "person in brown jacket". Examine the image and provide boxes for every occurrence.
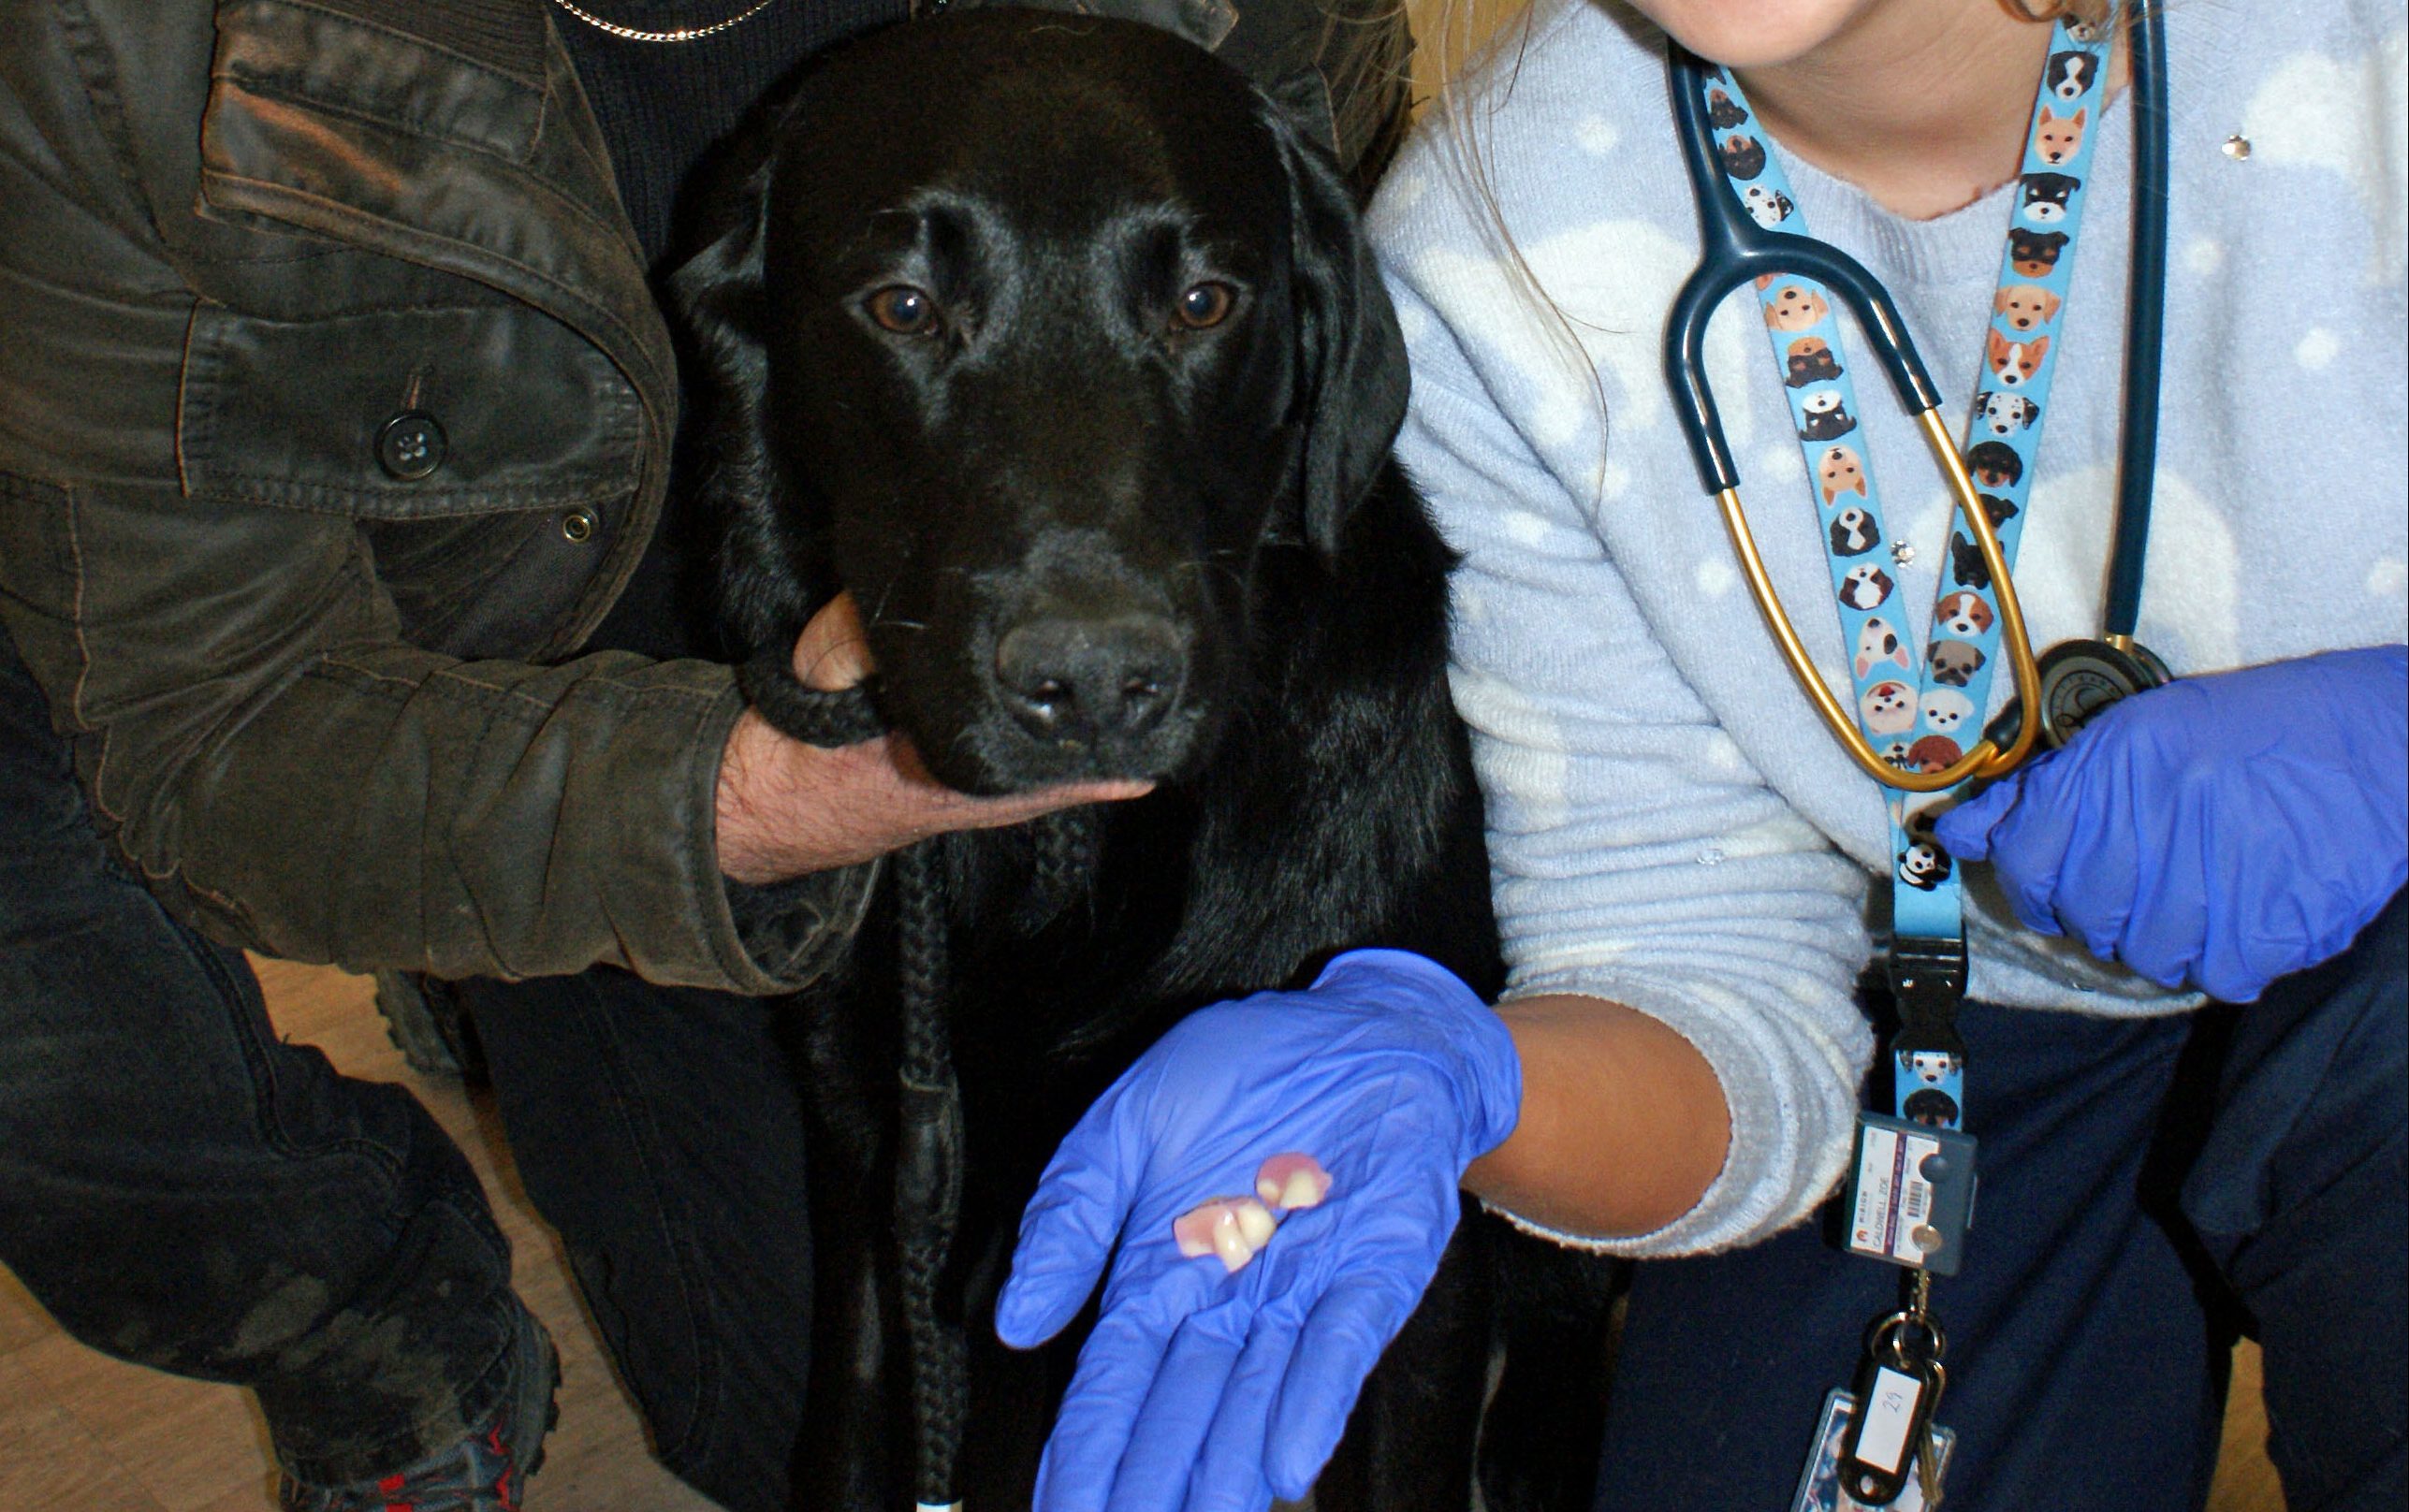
[0,1,1408,1507]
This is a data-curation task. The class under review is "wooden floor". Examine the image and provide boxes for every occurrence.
[0,958,2286,1511]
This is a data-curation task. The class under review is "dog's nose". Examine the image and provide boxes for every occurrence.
[994,613,1186,744]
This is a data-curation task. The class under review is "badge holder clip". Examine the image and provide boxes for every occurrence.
[1845,1113,1976,1275]
[1885,935,1967,1059]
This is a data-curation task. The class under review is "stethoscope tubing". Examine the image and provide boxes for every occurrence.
[1660,13,2168,784]
[2106,0,2168,642]
[1663,44,2047,791]
[1663,50,1949,496]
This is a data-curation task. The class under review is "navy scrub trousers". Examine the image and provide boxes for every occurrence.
[1591,894,2407,1511]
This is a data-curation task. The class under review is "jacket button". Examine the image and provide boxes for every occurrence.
[377,412,446,480]
[561,506,599,543]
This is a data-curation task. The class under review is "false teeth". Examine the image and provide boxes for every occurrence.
[1174,1198,1278,1272]
[1254,1153,1333,1212]
[1173,1156,1335,1273]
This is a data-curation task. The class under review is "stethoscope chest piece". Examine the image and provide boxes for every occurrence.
[1983,637,2171,752]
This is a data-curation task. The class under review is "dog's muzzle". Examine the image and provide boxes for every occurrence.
[990,602,1190,757]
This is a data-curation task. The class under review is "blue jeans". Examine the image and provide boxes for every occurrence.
[1594,893,2406,1511]
[0,635,520,1486]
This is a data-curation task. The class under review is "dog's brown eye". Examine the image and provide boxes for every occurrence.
[865,285,938,336]
[1172,282,1235,330]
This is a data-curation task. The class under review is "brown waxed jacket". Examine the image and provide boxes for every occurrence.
[0,0,1411,991]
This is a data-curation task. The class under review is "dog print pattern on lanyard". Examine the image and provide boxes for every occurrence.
[1695,19,2112,1119]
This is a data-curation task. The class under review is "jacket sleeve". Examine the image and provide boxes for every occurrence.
[0,4,866,992]
[1380,264,1876,1258]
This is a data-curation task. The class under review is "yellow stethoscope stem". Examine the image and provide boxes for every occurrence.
[1716,407,2044,793]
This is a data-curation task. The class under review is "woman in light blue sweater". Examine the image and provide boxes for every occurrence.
[1361,0,2405,1505]
[993,3,2406,1508]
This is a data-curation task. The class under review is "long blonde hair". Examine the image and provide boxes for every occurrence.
[1405,0,1617,495]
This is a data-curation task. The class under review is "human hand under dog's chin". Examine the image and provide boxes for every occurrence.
[714,592,1150,884]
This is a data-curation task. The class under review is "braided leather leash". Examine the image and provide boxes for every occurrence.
[737,648,967,1505]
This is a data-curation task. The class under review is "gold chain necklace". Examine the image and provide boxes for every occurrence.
[548,0,781,43]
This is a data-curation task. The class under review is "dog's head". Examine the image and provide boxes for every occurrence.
[674,12,1406,792]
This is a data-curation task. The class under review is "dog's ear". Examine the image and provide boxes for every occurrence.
[664,103,821,656]
[1262,96,1409,560]
[669,167,769,355]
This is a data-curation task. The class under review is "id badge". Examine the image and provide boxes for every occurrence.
[1790,1388,1954,1511]
[1844,1113,1976,1275]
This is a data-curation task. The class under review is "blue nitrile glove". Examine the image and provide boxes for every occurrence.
[1935,645,2408,1003]
[992,949,1520,1512]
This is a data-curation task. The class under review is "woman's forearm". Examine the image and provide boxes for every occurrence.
[1464,993,1731,1240]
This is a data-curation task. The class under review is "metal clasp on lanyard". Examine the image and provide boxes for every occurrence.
[1841,1273,1951,1507]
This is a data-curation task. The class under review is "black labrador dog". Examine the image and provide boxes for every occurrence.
[670,10,1613,1508]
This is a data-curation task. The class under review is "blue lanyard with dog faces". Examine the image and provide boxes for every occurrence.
[1697,16,2113,1134]
[1669,11,2172,1505]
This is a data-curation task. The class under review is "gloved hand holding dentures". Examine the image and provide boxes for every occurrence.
[993,949,1521,1512]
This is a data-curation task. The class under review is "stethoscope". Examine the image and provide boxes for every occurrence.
[1661,6,2172,793]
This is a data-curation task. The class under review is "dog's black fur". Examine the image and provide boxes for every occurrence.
[672,12,1613,1508]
